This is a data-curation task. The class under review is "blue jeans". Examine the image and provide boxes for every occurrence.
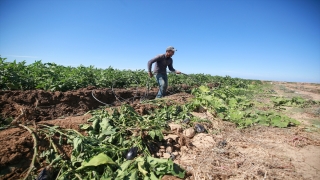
[155,73,168,98]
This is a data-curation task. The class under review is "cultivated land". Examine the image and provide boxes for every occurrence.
[0,81,319,180]
[0,59,319,179]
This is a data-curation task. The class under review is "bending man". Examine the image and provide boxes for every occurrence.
[147,46,181,98]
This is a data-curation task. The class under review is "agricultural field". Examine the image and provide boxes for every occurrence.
[0,58,320,180]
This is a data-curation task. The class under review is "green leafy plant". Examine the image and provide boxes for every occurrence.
[0,57,260,91]
[188,85,300,128]
[28,104,186,179]
[272,96,318,109]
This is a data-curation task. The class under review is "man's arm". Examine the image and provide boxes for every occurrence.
[147,55,161,72]
[168,60,180,74]
[147,55,161,78]
[168,61,176,72]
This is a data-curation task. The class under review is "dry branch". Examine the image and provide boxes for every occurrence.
[19,124,38,180]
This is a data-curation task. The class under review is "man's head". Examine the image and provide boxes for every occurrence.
[166,46,177,57]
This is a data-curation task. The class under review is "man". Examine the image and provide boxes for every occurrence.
[147,46,181,98]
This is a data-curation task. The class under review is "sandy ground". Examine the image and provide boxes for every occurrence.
[174,82,320,180]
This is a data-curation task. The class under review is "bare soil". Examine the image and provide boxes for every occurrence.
[0,82,320,180]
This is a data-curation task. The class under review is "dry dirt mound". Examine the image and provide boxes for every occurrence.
[0,86,193,123]
[0,87,148,122]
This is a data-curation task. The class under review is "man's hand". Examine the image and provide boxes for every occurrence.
[148,72,153,78]
[175,70,181,74]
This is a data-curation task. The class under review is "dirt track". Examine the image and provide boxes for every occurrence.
[0,82,320,180]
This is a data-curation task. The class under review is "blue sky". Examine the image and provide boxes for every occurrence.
[1,0,319,83]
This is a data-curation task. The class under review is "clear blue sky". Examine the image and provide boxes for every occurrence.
[1,0,319,83]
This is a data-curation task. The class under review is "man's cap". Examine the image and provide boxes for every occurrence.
[166,46,177,52]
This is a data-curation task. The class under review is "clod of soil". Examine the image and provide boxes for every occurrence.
[183,128,196,138]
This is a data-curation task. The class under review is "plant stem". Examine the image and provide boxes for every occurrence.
[75,173,83,180]
[38,124,72,138]
[54,167,63,180]
[19,124,38,180]
[66,128,84,137]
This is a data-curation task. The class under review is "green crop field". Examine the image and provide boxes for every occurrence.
[1,57,319,180]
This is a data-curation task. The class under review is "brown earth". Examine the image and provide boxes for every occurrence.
[0,86,193,180]
[0,85,194,122]
[0,82,320,180]
[0,86,153,122]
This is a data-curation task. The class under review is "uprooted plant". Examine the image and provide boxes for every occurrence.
[22,104,189,180]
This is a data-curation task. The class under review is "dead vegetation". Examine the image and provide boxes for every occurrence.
[174,113,320,180]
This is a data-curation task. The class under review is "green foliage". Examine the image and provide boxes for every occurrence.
[272,96,318,108]
[76,153,116,171]
[0,57,260,91]
[0,57,152,91]
[35,104,186,179]
[2,57,303,179]
[189,85,300,128]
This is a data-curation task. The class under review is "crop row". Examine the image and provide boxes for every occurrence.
[0,57,261,91]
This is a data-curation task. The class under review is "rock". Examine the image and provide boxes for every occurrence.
[166,146,173,153]
[162,153,171,159]
[159,148,165,153]
[164,134,179,142]
[182,118,190,124]
[183,127,196,138]
[192,134,215,148]
[198,106,206,113]
[172,152,179,156]
[166,138,173,145]
[170,153,176,160]
[168,123,182,132]
[195,123,205,133]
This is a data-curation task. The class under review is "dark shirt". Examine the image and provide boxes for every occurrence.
[147,54,176,74]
